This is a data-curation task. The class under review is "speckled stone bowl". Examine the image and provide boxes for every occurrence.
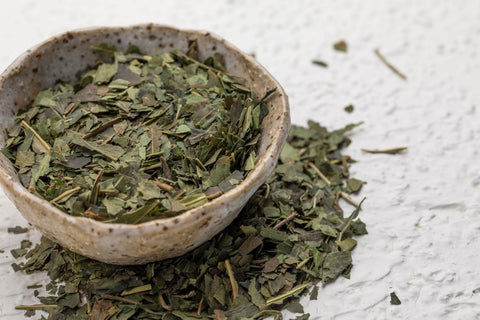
[0,24,290,265]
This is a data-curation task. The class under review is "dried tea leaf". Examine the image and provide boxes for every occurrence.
[91,43,117,58]
[248,279,266,309]
[333,40,348,52]
[244,151,257,171]
[15,151,35,167]
[322,251,352,283]
[374,48,407,80]
[362,147,407,154]
[263,257,282,273]
[102,198,126,216]
[312,60,328,68]
[390,291,402,305]
[30,153,51,185]
[137,180,162,200]
[90,300,118,320]
[238,236,263,255]
[223,303,259,320]
[58,293,81,308]
[8,226,29,234]
[94,63,118,84]
[218,170,243,193]
[11,248,28,258]
[53,156,91,169]
[259,227,288,242]
[73,84,101,102]
[71,138,125,161]
[286,301,304,314]
[346,178,363,192]
[336,238,357,251]
[279,142,299,163]
[344,104,354,113]
[351,219,368,235]
[203,156,231,189]
[175,124,191,134]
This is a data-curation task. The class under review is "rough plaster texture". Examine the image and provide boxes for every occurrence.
[1,0,480,319]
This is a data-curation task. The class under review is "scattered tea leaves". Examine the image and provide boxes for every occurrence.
[12,121,367,319]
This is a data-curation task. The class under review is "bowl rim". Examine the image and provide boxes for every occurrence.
[0,23,290,233]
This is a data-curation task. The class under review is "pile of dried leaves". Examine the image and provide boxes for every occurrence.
[13,120,367,320]
[2,41,269,223]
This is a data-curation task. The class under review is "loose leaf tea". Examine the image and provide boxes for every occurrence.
[390,292,402,305]
[344,104,354,113]
[8,226,29,234]
[333,40,348,52]
[362,147,407,154]
[374,48,407,80]
[12,120,367,319]
[311,60,328,68]
[2,41,270,223]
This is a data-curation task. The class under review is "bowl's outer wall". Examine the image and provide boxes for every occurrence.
[0,24,290,264]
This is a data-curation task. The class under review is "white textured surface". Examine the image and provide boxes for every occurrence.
[1,1,480,319]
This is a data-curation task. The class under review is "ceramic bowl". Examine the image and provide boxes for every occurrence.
[0,24,290,264]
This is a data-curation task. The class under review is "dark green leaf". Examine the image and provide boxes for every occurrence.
[390,292,402,305]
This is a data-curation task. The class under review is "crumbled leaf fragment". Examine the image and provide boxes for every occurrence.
[344,104,354,113]
[8,226,29,234]
[333,40,348,52]
[312,60,328,67]
[347,178,363,192]
[390,292,402,305]
[322,251,352,283]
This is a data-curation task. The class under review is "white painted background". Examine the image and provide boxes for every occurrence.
[1,1,480,319]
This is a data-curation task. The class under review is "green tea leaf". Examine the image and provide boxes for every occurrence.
[71,138,125,161]
[30,152,51,185]
[322,251,352,283]
[102,198,126,215]
[203,156,231,189]
[94,63,118,84]
[113,200,160,224]
[390,292,402,305]
[15,150,35,167]
[347,178,363,192]
[137,180,162,200]
[280,142,299,163]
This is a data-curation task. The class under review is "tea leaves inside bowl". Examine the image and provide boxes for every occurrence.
[1,40,271,223]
